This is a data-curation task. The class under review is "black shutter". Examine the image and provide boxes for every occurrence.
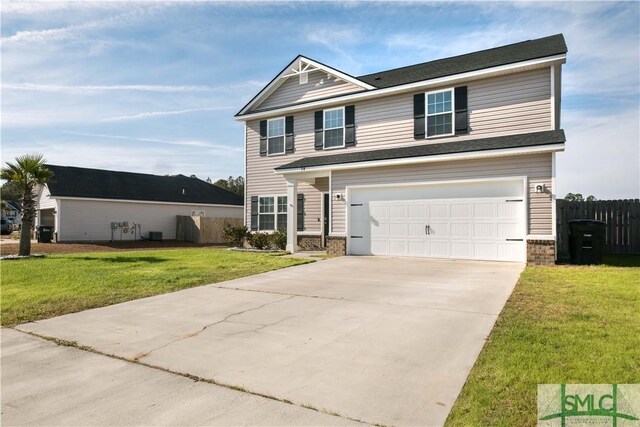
[413,93,425,139]
[455,86,468,134]
[250,196,259,231]
[345,105,355,147]
[259,120,268,156]
[285,116,294,153]
[297,194,304,231]
[314,111,324,150]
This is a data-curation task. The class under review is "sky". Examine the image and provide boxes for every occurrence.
[1,0,639,199]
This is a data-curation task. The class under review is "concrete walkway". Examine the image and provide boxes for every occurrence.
[5,257,524,426]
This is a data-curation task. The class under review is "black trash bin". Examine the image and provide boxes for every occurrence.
[37,225,54,243]
[568,219,606,265]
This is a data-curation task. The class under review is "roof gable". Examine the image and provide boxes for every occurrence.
[236,56,375,116]
[44,165,243,206]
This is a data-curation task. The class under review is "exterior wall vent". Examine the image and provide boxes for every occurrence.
[299,72,308,85]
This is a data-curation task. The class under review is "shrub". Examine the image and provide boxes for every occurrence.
[223,224,248,247]
[249,232,271,250]
[271,228,287,250]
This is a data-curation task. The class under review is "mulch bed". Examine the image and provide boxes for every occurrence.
[0,241,227,256]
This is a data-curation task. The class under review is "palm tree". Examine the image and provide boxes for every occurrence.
[1,154,53,256]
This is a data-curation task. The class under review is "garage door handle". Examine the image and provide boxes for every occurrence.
[425,225,431,235]
[506,238,523,241]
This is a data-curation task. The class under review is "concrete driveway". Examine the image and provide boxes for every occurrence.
[5,257,523,426]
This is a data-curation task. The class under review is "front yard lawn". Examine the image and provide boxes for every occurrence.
[1,249,310,327]
[446,256,640,426]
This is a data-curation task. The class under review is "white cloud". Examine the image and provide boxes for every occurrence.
[2,83,219,93]
[64,131,243,151]
[100,106,235,122]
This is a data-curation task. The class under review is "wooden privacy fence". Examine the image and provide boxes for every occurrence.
[176,216,243,244]
[556,199,640,258]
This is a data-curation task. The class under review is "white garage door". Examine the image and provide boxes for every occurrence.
[348,180,526,262]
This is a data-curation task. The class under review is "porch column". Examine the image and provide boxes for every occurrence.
[286,177,298,253]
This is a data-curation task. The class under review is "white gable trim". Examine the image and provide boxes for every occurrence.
[237,56,375,116]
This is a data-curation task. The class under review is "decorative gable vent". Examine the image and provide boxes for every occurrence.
[299,72,308,84]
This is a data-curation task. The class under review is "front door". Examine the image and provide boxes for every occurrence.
[323,193,330,247]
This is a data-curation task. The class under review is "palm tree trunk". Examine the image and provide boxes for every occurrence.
[19,219,32,256]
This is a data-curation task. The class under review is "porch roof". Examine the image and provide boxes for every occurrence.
[275,130,565,172]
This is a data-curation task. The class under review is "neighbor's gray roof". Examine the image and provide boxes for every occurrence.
[357,34,567,89]
[45,165,243,206]
[276,130,566,171]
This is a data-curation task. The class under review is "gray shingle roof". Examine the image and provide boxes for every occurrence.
[276,130,566,171]
[45,165,243,206]
[358,34,567,89]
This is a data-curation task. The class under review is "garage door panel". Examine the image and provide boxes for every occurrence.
[497,222,521,238]
[407,203,427,219]
[473,203,496,218]
[389,222,407,237]
[428,221,449,237]
[429,240,451,258]
[407,240,427,257]
[474,242,499,260]
[349,186,525,262]
[389,239,407,256]
[451,222,472,238]
[451,203,472,218]
[428,203,449,219]
[497,202,521,218]
[451,241,473,258]
[497,242,524,262]
[473,222,496,239]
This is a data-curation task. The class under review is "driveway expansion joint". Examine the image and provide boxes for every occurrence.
[10,327,371,426]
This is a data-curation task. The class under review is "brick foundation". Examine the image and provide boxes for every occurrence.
[297,235,323,251]
[527,239,556,265]
[326,236,346,256]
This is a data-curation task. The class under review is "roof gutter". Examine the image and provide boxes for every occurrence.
[236,54,567,121]
[276,143,565,175]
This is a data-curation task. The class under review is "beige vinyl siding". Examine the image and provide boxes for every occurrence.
[255,70,363,111]
[57,199,243,242]
[245,68,554,234]
[246,68,552,161]
[330,153,553,236]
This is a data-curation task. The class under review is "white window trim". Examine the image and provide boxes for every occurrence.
[425,87,455,139]
[257,194,288,231]
[267,117,286,156]
[323,107,345,150]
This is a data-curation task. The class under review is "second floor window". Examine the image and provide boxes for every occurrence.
[426,89,454,137]
[324,108,344,148]
[267,118,285,155]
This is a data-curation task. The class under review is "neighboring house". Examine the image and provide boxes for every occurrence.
[36,165,243,242]
[235,34,567,264]
[2,200,21,228]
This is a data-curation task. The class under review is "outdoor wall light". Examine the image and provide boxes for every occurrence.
[535,184,546,193]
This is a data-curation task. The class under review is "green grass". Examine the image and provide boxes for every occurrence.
[446,255,640,426]
[0,248,311,327]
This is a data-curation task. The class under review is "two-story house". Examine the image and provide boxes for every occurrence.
[235,34,567,264]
